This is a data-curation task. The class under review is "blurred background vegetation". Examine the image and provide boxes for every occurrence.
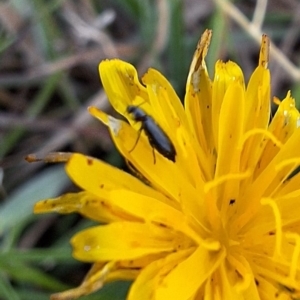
[0,0,300,299]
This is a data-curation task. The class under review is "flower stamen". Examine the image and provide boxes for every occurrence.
[225,253,253,293]
[204,170,251,195]
[239,128,283,151]
[261,197,283,258]
[285,232,300,281]
[275,158,300,172]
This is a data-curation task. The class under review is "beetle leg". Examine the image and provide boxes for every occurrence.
[128,125,143,154]
[152,147,156,164]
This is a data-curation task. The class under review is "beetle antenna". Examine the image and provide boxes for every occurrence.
[136,100,147,108]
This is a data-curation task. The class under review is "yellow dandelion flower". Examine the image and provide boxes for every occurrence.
[34,29,300,300]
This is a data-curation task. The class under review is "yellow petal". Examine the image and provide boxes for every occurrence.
[226,252,253,293]
[109,189,220,249]
[254,275,291,300]
[128,249,194,300]
[245,36,270,132]
[242,276,262,300]
[155,246,226,300]
[275,171,300,198]
[269,92,300,145]
[71,222,185,262]
[249,254,300,296]
[65,153,172,205]
[214,82,245,212]
[99,59,148,116]
[241,68,270,172]
[212,61,245,151]
[184,30,213,179]
[204,261,260,300]
[142,68,189,133]
[34,191,142,223]
[240,36,270,176]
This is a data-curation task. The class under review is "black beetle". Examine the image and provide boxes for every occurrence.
[127,105,176,163]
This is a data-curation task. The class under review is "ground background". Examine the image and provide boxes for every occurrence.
[0,0,300,299]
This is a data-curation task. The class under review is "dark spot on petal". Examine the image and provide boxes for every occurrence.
[280,284,295,293]
[100,200,110,209]
[255,278,259,286]
[235,269,242,279]
[229,199,236,205]
[269,231,275,235]
[86,199,97,206]
[257,160,261,168]
[87,158,93,165]
[100,184,104,188]
[206,105,210,109]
